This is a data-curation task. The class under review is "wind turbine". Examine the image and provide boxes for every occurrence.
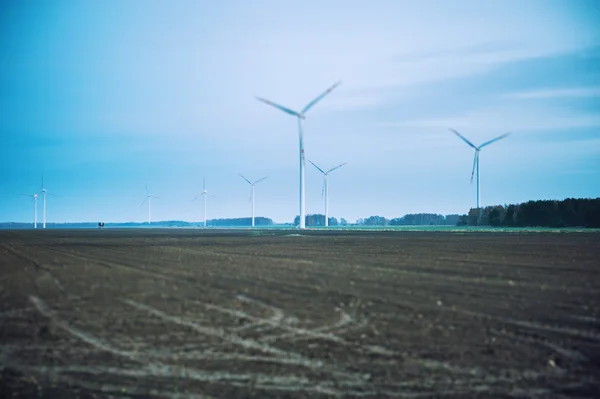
[450,129,511,209]
[193,178,214,228]
[308,160,347,227]
[40,175,55,229]
[22,192,40,228]
[256,81,342,229]
[239,174,268,227]
[141,184,159,225]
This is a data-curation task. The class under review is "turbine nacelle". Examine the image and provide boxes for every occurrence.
[24,193,40,201]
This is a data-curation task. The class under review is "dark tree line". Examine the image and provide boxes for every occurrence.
[390,213,462,226]
[294,214,339,226]
[292,200,600,228]
[460,198,600,228]
[359,215,388,226]
[209,217,274,227]
[293,213,462,227]
[352,214,462,226]
[0,218,275,229]
[6,198,598,230]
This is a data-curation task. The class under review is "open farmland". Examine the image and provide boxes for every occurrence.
[1,229,599,398]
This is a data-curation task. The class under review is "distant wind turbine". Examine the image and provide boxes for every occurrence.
[141,184,159,225]
[308,160,347,227]
[193,178,215,228]
[239,174,268,227]
[40,175,55,229]
[450,129,511,209]
[256,81,342,229]
[22,192,40,229]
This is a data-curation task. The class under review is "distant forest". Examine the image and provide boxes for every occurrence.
[340,198,600,228]
[0,217,275,229]
[3,198,598,229]
[460,198,600,228]
[209,217,274,227]
[294,213,462,227]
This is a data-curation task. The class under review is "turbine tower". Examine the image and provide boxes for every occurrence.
[450,129,511,209]
[256,81,341,229]
[141,184,159,225]
[22,192,40,229]
[308,160,347,227]
[193,178,213,228]
[239,174,268,227]
[40,175,55,229]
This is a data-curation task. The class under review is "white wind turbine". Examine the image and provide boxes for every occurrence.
[256,81,342,229]
[450,129,511,209]
[239,174,268,228]
[193,178,215,228]
[22,192,40,229]
[308,160,347,227]
[40,175,55,229]
[141,184,159,225]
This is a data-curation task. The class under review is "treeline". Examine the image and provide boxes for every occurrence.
[293,214,347,226]
[209,217,274,227]
[460,198,600,228]
[392,214,462,226]
[0,221,195,229]
[0,217,275,229]
[294,213,461,226]
[356,214,462,226]
[0,222,108,229]
[6,199,598,229]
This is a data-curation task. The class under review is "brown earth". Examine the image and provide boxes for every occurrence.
[0,229,599,398]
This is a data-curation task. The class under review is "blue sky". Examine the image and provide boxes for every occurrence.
[1,0,599,223]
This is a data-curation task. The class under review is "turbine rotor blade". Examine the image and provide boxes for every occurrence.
[203,177,206,191]
[239,173,252,185]
[326,162,347,174]
[301,80,342,114]
[141,198,148,205]
[450,128,478,150]
[470,151,478,184]
[255,96,302,118]
[479,132,511,148]
[253,176,268,185]
[145,184,149,196]
[308,160,326,175]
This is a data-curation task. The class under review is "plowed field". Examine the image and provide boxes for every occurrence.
[1,229,599,398]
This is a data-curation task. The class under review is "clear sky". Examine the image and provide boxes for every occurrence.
[1,0,599,224]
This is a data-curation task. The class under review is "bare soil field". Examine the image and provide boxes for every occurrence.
[1,229,599,398]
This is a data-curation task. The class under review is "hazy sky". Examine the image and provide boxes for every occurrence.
[1,0,599,224]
